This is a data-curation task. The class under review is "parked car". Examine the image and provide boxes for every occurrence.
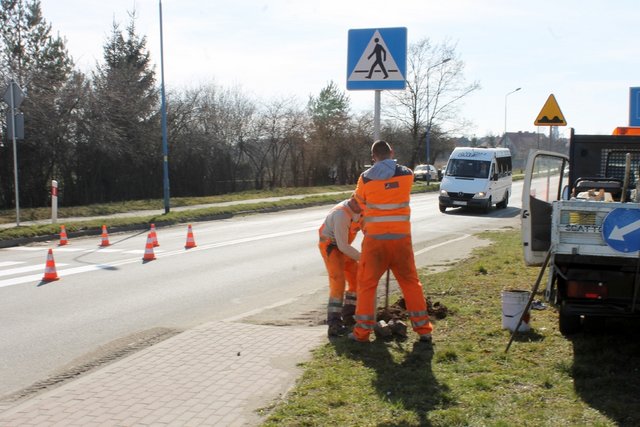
[413,164,438,182]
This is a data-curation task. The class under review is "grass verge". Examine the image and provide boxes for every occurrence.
[263,229,640,427]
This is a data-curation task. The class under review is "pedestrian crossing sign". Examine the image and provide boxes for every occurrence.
[347,27,407,90]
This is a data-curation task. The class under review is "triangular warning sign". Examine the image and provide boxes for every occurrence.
[535,94,567,126]
[348,30,404,82]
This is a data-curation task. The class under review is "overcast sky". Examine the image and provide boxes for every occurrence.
[40,0,639,138]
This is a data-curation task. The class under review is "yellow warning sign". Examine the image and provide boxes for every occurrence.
[534,94,567,126]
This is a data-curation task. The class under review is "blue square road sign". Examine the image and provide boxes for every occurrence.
[347,27,407,91]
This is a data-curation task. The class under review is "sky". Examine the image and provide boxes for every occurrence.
[39,0,640,138]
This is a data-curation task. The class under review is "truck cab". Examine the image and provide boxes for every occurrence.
[522,128,640,334]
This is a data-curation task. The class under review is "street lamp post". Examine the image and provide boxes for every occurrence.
[159,0,170,214]
[425,57,452,165]
[504,87,521,137]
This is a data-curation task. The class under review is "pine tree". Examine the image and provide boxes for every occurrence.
[0,0,77,208]
[87,12,160,202]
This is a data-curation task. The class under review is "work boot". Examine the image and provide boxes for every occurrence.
[341,303,356,327]
[328,323,348,337]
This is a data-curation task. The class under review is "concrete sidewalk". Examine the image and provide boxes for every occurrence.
[0,321,327,426]
[0,192,339,425]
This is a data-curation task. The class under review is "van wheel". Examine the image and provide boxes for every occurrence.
[483,197,492,213]
[559,306,581,335]
[439,204,447,213]
[497,193,509,209]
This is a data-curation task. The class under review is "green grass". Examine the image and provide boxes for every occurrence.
[263,230,640,427]
[0,185,359,224]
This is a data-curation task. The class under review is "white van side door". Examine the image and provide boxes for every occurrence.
[521,149,569,266]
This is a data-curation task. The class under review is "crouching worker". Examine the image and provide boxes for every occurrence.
[318,195,362,337]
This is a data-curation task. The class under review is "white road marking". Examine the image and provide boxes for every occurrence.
[0,263,69,277]
[0,226,323,289]
[414,234,471,255]
[0,261,24,267]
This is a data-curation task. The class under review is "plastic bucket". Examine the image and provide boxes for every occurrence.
[501,290,531,332]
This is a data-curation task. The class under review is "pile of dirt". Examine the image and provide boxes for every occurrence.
[376,297,449,322]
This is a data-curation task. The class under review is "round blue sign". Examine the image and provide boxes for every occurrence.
[602,208,640,253]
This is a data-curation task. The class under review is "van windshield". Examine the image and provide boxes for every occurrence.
[446,159,491,179]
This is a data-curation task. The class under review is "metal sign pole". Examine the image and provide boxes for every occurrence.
[9,81,20,226]
[373,90,381,141]
[159,0,171,214]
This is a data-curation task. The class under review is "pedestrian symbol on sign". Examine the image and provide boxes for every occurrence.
[366,38,388,79]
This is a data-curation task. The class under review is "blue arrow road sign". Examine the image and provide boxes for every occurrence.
[602,208,640,253]
[630,87,640,127]
[347,27,407,91]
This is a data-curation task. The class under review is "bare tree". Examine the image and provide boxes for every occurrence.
[385,38,480,167]
[253,97,306,189]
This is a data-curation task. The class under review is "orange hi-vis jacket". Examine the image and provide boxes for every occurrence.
[354,160,413,238]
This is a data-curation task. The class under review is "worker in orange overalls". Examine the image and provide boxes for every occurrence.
[318,195,362,336]
[350,140,433,343]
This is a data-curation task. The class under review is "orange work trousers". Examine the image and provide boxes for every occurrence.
[319,241,358,325]
[353,236,432,341]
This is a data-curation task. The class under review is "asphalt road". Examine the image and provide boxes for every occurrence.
[0,182,523,400]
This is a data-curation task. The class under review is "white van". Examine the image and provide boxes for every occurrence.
[438,147,512,213]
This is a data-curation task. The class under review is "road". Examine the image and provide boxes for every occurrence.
[0,182,523,399]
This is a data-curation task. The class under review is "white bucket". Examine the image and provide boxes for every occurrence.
[501,290,531,332]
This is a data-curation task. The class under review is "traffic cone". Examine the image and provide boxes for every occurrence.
[59,225,69,246]
[42,249,59,282]
[142,232,156,261]
[150,223,159,247]
[99,225,110,247]
[185,224,197,249]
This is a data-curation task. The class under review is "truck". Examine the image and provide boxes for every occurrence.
[521,127,640,335]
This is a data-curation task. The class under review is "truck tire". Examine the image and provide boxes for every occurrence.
[559,307,581,335]
[439,204,447,213]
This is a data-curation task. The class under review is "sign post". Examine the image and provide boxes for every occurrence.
[347,27,407,140]
[51,180,58,224]
[3,80,25,226]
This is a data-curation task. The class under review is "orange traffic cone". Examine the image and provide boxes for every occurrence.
[142,232,156,261]
[42,248,59,282]
[185,224,197,249]
[99,225,110,247]
[59,225,69,246]
[150,223,159,247]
